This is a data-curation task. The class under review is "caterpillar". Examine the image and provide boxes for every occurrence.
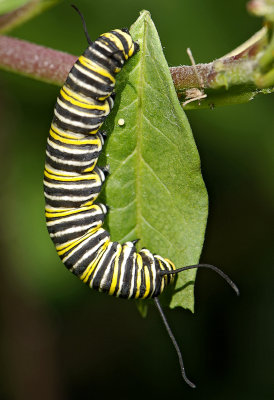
[43,5,239,388]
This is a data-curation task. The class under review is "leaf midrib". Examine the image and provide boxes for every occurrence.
[135,14,148,243]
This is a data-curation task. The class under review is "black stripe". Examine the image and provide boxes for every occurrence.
[75,59,114,86]
[119,245,136,299]
[112,245,125,297]
[65,230,110,273]
[59,93,109,116]
[55,101,106,127]
[47,213,105,246]
[153,258,164,297]
[70,63,114,96]
[52,114,100,134]
[83,45,118,73]
[139,251,154,298]
[110,30,129,56]
[90,242,119,291]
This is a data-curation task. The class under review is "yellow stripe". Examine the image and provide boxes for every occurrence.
[164,258,176,271]
[45,205,97,218]
[81,239,110,283]
[143,266,150,298]
[108,245,122,295]
[81,200,95,206]
[83,161,97,173]
[157,259,168,288]
[128,43,135,57]
[164,258,176,282]
[50,128,100,145]
[115,30,135,58]
[62,85,94,104]
[79,56,115,83]
[135,254,143,298]
[44,169,98,182]
[44,165,77,177]
[101,32,126,59]
[56,228,97,255]
[60,87,109,112]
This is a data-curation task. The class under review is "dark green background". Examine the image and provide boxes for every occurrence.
[0,0,273,399]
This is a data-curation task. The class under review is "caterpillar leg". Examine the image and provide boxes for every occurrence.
[101,165,110,177]
[154,297,196,388]
[100,130,108,140]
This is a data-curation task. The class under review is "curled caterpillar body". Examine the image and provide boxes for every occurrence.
[44,28,176,300]
[44,8,239,387]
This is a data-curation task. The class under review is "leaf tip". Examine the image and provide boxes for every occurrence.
[139,9,151,18]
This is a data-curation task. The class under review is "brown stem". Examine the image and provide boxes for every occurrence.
[0,26,272,109]
[0,35,77,85]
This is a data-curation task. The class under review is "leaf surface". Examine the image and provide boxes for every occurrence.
[101,10,208,311]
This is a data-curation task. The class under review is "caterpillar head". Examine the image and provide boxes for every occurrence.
[97,29,139,71]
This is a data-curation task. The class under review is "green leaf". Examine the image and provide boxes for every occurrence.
[0,0,30,14]
[101,10,208,312]
[0,0,61,33]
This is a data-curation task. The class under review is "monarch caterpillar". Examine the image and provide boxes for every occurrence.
[43,5,239,387]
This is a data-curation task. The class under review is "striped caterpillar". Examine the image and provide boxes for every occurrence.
[43,6,239,387]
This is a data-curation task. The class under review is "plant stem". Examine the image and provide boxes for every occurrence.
[0,35,77,85]
[0,26,273,109]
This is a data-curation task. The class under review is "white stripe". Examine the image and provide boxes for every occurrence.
[140,249,156,296]
[74,63,113,86]
[88,45,111,61]
[68,72,109,97]
[99,203,108,215]
[44,180,100,191]
[57,97,107,119]
[54,109,100,130]
[45,164,82,177]
[95,41,125,65]
[46,151,95,167]
[47,138,101,155]
[116,242,134,297]
[92,243,117,289]
[46,208,101,226]
[55,227,100,252]
[51,123,95,139]
[154,255,168,293]
[62,228,105,263]
[94,42,124,65]
[44,192,98,202]
[128,252,137,298]
[94,41,113,55]
[49,223,98,238]
[62,84,104,105]
[70,234,109,268]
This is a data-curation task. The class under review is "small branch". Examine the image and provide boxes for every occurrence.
[0,23,273,109]
[171,26,274,109]
[0,0,60,34]
[0,36,77,85]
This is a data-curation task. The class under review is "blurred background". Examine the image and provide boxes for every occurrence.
[0,0,273,399]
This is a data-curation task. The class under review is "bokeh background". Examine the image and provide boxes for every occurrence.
[0,0,273,399]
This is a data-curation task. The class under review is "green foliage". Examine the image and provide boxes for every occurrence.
[101,11,208,311]
[0,0,29,14]
[0,0,62,33]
